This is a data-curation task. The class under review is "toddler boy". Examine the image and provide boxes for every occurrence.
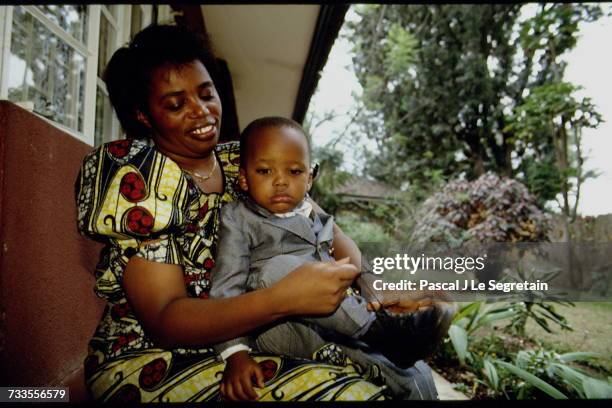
[210,117,453,400]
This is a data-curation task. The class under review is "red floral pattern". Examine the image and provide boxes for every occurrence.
[109,384,141,403]
[203,258,214,270]
[183,274,198,285]
[120,172,147,202]
[139,358,168,390]
[259,359,279,382]
[125,206,155,235]
[198,202,209,219]
[107,139,132,159]
[111,302,131,320]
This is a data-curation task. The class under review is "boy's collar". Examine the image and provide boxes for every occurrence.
[243,196,312,219]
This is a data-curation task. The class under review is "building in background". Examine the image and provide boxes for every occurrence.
[0,4,348,146]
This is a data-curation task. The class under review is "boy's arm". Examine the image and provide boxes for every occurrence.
[331,223,361,270]
[308,197,379,302]
[307,197,361,269]
[209,203,253,358]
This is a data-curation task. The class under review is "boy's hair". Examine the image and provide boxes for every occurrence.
[103,24,219,139]
[239,116,311,168]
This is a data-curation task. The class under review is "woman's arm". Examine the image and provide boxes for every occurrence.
[123,255,358,349]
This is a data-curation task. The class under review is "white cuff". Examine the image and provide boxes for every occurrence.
[219,344,252,361]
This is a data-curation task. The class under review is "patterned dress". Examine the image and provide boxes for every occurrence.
[75,138,388,402]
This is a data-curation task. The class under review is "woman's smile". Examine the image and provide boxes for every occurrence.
[187,120,218,140]
[144,60,223,160]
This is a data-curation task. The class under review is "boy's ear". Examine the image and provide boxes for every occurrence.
[238,168,249,191]
[307,170,314,192]
[136,109,151,128]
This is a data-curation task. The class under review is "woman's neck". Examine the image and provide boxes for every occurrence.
[157,146,223,194]
[158,147,216,174]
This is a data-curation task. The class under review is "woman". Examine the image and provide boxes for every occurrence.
[76,24,440,402]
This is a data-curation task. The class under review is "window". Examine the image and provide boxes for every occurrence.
[7,6,87,132]
[0,5,160,146]
[94,5,120,146]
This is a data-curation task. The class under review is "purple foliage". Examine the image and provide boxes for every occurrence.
[411,172,550,244]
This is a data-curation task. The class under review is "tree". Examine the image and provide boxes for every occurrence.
[509,82,602,220]
[347,4,603,212]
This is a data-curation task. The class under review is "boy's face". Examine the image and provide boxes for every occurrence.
[239,126,313,214]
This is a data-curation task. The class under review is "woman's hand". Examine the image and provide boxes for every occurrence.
[366,289,456,315]
[220,351,264,401]
[270,257,359,317]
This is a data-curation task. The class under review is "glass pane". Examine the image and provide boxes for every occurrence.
[8,7,86,132]
[97,14,118,77]
[38,5,87,43]
[94,87,116,146]
[130,5,142,39]
[104,5,119,20]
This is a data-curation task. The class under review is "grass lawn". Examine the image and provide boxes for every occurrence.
[522,302,612,373]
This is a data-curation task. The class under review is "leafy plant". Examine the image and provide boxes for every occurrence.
[502,266,574,336]
[446,301,518,366]
[410,172,551,246]
[495,349,612,399]
[438,299,612,399]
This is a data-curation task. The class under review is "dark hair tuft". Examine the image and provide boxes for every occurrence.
[239,116,311,167]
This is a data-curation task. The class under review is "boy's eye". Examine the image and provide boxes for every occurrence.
[256,168,271,175]
[290,169,304,175]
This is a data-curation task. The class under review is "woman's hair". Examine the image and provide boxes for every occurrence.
[104,24,219,139]
[239,116,311,167]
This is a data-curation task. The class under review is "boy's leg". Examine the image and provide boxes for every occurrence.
[255,255,375,338]
[256,255,455,369]
[336,341,439,400]
[252,321,438,400]
[253,320,327,360]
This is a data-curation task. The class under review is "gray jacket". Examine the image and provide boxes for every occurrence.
[209,198,335,356]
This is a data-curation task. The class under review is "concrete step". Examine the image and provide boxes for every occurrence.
[432,370,470,400]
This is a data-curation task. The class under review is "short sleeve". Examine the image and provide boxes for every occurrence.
[76,138,194,265]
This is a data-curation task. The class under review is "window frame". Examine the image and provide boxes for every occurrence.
[0,4,158,146]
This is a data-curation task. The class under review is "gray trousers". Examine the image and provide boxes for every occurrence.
[252,255,439,400]
[252,254,375,337]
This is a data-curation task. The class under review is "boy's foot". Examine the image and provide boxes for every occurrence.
[359,302,455,369]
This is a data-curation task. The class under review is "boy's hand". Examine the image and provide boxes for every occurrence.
[220,351,265,401]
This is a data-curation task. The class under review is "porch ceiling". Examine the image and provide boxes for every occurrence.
[200,5,320,131]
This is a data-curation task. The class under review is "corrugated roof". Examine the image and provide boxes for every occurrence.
[334,175,396,198]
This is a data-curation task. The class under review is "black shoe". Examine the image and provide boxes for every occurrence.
[360,303,455,369]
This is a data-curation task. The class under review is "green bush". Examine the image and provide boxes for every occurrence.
[335,212,395,245]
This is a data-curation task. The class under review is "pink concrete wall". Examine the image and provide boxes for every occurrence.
[0,101,104,400]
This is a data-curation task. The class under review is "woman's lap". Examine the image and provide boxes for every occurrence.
[86,348,388,402]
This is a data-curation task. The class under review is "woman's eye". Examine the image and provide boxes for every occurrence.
[256,169,271,175]
[200,90,215,101]
[165,101,183,111]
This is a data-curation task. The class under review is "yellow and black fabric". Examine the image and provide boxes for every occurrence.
[75,138,387,402]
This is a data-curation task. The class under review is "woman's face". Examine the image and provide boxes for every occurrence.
[141,60,222,159]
